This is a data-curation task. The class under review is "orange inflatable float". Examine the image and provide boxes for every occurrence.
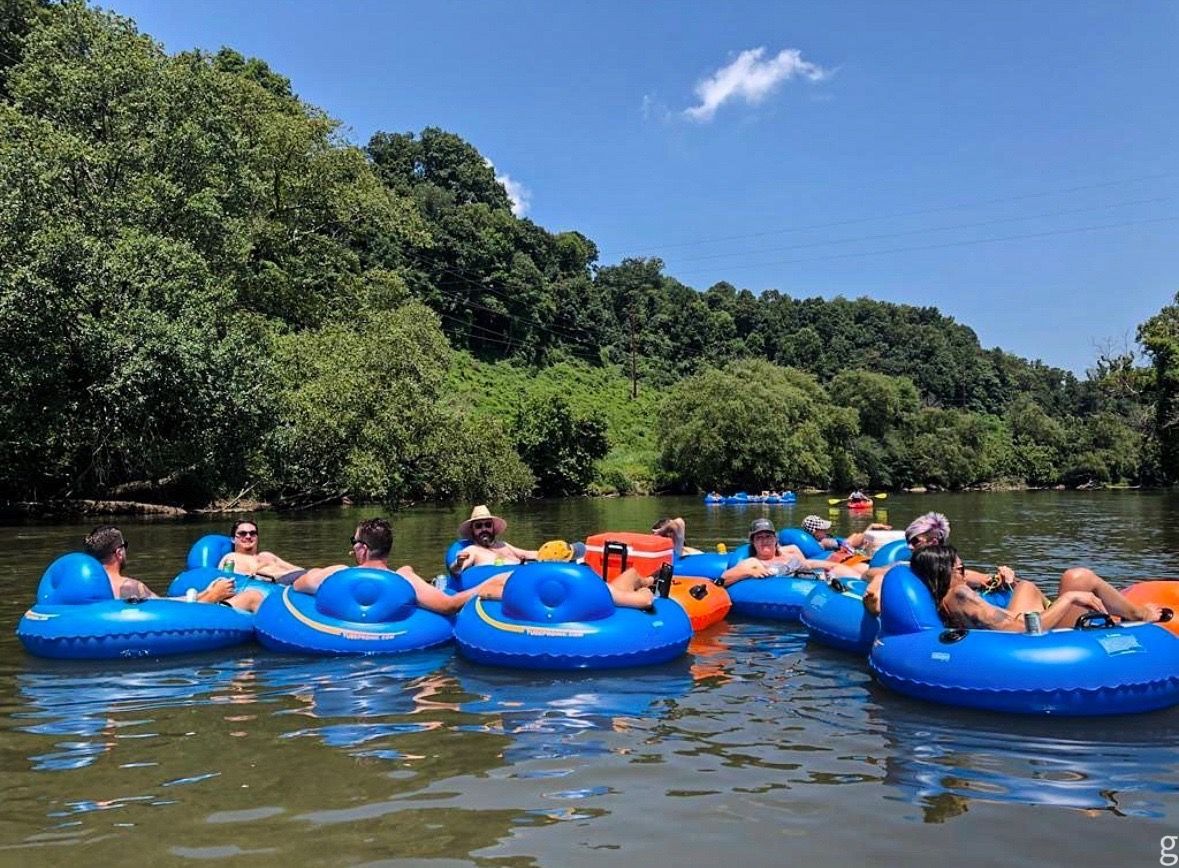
[584,532,731,632]
[668,576,732,632]
[1123,581,1179,637]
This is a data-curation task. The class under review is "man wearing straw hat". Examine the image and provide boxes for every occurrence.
[451,505,538,574]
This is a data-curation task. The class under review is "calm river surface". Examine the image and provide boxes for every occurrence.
[3,492,1179,865]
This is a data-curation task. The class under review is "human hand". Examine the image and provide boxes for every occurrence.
[1064,590,1106,613]
[863,589,881,616]
[746,561,771,579]
[995,566,1016,587]
[201,578,236,603]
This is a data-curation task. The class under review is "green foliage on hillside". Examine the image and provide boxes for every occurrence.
[0,2,1170,508]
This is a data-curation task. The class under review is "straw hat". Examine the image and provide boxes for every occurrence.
[458,505,507,540]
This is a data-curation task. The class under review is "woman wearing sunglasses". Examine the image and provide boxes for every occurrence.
[910,544,1164,631]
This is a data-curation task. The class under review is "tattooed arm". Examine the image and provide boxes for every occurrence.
[943,585,1024,631]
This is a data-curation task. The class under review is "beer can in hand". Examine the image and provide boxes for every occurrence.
[1023,611,1042,634]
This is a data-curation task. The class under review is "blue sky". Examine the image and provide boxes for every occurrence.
[101,0,1179,373]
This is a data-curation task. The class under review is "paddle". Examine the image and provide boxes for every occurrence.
[826,492,889,505]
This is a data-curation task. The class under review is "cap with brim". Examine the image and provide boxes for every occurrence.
[459,505,507,540]
[802,515,832,534]
[749,518,777,540]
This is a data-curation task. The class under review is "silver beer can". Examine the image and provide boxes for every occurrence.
[1024,611,1042,634]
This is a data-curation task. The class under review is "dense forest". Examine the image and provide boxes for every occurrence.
[2,1,1177,511]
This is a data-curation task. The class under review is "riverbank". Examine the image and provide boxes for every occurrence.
[1,480,1147,520]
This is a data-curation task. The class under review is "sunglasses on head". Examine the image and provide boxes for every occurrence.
[235,529,258,538]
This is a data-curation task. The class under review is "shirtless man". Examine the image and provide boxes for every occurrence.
[802,514,891,553]
[217,519,306,585]
[450,506,537,574]
[83,525,262,611]
[294,517,504,615]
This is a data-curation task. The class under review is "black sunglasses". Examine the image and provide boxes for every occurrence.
[235,529,258,538]
[350,536,366,547]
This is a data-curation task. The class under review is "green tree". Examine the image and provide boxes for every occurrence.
[658,359,834,490]
[1138,292,1179,482]
[511,396,609,496]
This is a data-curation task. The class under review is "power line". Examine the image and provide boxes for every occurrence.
[674,214,1179,277]
[600,172,1178,258]
[670,196,1170,265]
[396,247,603,350]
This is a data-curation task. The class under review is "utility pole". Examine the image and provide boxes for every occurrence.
[628,306,638,399]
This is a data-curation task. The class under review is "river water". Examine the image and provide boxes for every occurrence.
[2,492,1178,865]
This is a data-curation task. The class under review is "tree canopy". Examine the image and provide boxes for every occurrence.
[0,1,1172,508]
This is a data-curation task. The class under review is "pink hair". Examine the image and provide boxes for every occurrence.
[904,512,951,544]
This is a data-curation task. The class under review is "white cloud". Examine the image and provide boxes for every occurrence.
[498,172,531,217]
[485,158,531,217]
[683,47,830,122]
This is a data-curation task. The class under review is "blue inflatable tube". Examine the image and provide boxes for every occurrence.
[442,539,520,592]
[454,562,692,670]
[166,534,281,604]
[17,553,255,660]
[802,576,1013,655]
[801,578,878,654]
[717,536,837,622]
[868,566,1179,715]
[703,495,725,505]
[254,567,453,656]
[726,573,825,622]
[672,551,729,581]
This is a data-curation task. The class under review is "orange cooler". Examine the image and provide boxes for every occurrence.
[584,532,673,580]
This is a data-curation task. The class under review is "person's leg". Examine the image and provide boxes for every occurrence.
[608,584,655,610]
[609,567,653,592]
[1004,580,1046,613]
[228,589,264,613]
[803,559,861,579]
[1057,567,1162,623]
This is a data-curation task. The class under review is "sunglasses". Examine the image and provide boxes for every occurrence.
[954,563,966,576]
[118,541,129,552]
[472,520,495,530]
[349,536,366,547]
[235,530,258,538]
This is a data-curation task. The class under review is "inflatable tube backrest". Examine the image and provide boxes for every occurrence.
[314,568,417,624]
[878,565,943,637]
[777,528,823,559]
[869,539,910,568]
[444,539,466,576]
[186,534,234,570]
[36,552,114,605]
[501,562,615,623]
[726,543,753,568]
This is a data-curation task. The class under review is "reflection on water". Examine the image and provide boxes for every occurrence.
[876,700,1179,822]
[4,493,1179,862]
